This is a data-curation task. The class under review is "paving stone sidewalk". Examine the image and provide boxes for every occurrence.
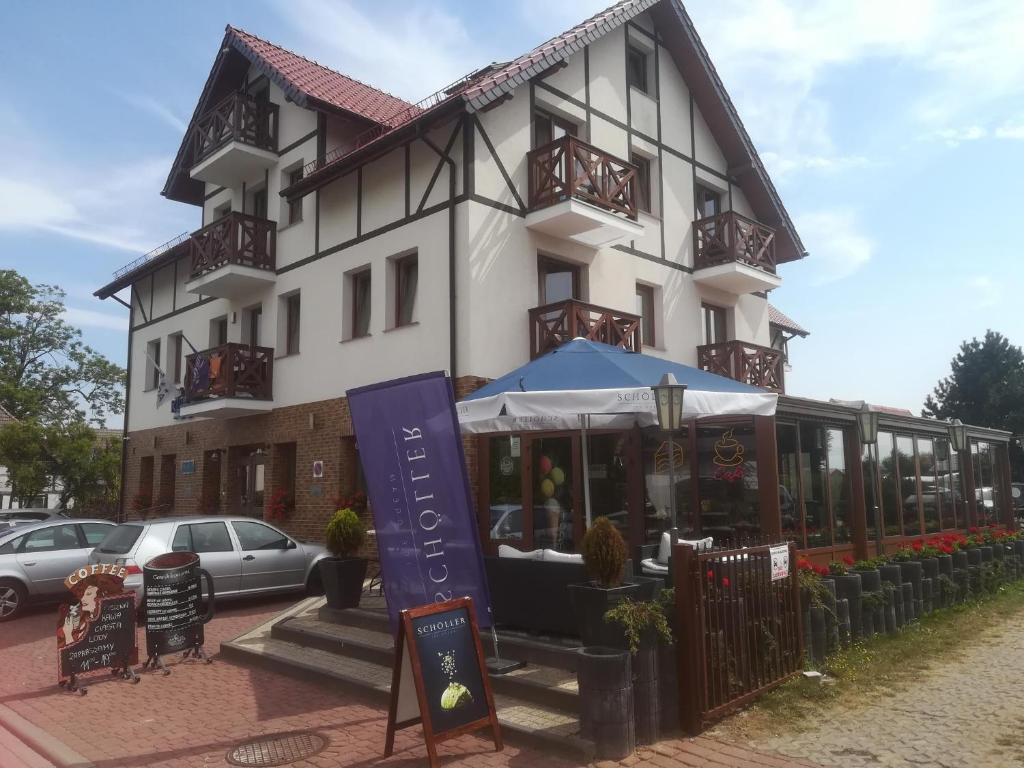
[711,610,1024,768]
[0,596,817,768]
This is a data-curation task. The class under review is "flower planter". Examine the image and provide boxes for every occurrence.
[809,605,827,665]
[991,543,1004,561]
[855,567,882,592]
[980,546,993,563]
[920,557,939,582]
[836,597,851,648]
[833,573,863,641]
[821,579,839,652]
[900,582,916,622]
[898,561,923,602]
[656,640,679,735]
[921,578,933,615]
[1015,540,1024,562]
[319,557,368,609]
[936,554,954,577]
[861,606,875,637]
[884,586,898,634]
[577,647,635,759]
[568,582,640,648]
[632,634,660,746]
[966,548,982,567]
[879,564,903,589]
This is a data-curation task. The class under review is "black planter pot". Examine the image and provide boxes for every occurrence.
[992,543,1004,561]
[980,546,993,563]
[632,635,660,746]
[921,578,933,615]
[936,554,954,577]
[568,582,640,647]
[901,583,915,622]
[899,561,923,601]
[884,586,898,634]
[834,574,863,640]
[966,548,982,567]
[1015,541,1024,562]
[656,641,679,735]
[855,567,882,592]
[820,579,839,651]
[953,551,969,570]
[577,647,635,760]
[319,557,368,610]
[836,598,851,647]
[879,564,903,589]
[920,557,939,582]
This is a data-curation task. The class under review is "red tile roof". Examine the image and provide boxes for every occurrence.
[226,26,416,126]
[768,304,809,337]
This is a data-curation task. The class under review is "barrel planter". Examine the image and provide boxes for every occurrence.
[656,640,679,735]
[861,605,875,637]
[899,561,923,602]
[809,606,827,665]
[921,578,933,615]
[953,550,969,570]
[884,586,898,634]
[966,548,982,567]
[920,557,939,583]
[855,567,882,592]
[980,546,993,563]
[1015,540,1024,562]
[991,543,1004,561]
[821,579,839,652]
[836,598,851,648]
[833,573,863,641]
[937,554,954,577]
[901,583,916,622]
[879,564,903,589]
[954,568,970,603]
[578,647,635,760]
[632,636,659,746]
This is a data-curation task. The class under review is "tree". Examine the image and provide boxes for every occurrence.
[923,330,1024,480]
[0,270,125,427]
[0,420,49,506]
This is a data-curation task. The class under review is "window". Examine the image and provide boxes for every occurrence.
[878,432,900,536]
[20,524,81,553]
[487,436,523,543]
[918,438,941,533]
[213,201,231,221]
[210,316,228,348]
[232,521,291,551]
[777,424,801,543]
[538,256,580,304]
[351,268,372,338]
[172,522,234,553]
[146,339,161,390]
[251,187,268,220]
[243,305,262,346]
[95,524,143,555]
[697,423,760,545]
[80,523,112,546]
[395,254,418,327]
[285,293,301,355]
[632,153,652,213]
[627,45,648,93]
[702,304,727,345]
[287,168,303,224]
[533,109,577,149]
[635,284,655,347]
[896,435,920,536]
[696,184,721,219]
[935,438,958,529]
[159,454,176,507]
[170,333,183,384]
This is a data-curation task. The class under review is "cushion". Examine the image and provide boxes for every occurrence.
[541,549,584,564]
[680,537,714,552]
[641,557,669,575]
[498,544,542,560]
[657,531,673,565]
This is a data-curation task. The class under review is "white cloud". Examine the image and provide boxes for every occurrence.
[795,209,874,285]
[994,118,1024,140]
[270,0,483,104]
[968,276,1002,308]
[109,90,188,133]
[924,125,987,147]
[62,306,128,332]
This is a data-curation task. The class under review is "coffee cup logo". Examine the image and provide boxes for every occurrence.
[713,428,744,468]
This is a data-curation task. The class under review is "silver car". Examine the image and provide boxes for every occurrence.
[0,518,117,621]
[88,516,328,607]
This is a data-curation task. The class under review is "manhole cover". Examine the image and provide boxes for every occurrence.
[226,731,327,766]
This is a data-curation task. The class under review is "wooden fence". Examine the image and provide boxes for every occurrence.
[673,541,803,734]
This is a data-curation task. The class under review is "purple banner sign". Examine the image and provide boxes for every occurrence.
[347,372,491,630]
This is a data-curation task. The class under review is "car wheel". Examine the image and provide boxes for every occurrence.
[0,579,26,622]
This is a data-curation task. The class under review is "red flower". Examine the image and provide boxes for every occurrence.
[912,540,923,552]
[721,576,731,589]
[969,527,979,534]
[814,564,830,577]
[707,569,714,582]
[842,554,855,566]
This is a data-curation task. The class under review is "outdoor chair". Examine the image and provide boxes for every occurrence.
[638,530,713,585]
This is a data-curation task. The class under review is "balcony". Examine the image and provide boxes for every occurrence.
[692,211,781,294]
[180,343,274,419]
[698,341,785,393]
[190,91,279,186]
[184,212,276,299]
[526,135,644,248]
[529,299,641,359]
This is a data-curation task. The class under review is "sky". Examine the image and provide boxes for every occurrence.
[2,0,1022,426]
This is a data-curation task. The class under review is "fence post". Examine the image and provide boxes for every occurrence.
[674,542,701,735]
[789,541,804,662]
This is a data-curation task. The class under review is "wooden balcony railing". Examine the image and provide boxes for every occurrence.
[694,211,776,272]
[529,299,641,359]
[527,135,639,220]
[189,212,276,280]
[698,340,785,392]
[184,343,274,403]
[192,91,279,164]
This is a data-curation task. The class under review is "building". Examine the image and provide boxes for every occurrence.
[95,0,1014,558]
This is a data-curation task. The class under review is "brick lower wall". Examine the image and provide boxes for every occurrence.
[123,376,488,544]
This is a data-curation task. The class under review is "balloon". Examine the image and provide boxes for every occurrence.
[540,478,555,498]
[550,466,565,486]
[538,456,553,475]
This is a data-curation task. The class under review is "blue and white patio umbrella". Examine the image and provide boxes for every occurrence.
[457,338,777,435]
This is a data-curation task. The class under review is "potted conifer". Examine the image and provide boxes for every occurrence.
[319,507,368,609]
[568,517,640,647]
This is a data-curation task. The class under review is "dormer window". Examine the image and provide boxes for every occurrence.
[696,185,721,219]
[627,45,649,93]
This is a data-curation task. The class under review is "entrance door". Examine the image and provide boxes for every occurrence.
[531,436,580,552]
[237,450,265,518]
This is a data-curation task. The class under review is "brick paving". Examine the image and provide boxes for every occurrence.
[711,610,1024,767]
[0,597,814,768]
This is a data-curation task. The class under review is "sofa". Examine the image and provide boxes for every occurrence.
[637,531,713,585]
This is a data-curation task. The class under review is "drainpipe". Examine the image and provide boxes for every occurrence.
[118,290,135,523]
[420,132,458,380]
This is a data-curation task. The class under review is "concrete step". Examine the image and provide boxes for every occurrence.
[222,631,593,762]
[275,615,581,713]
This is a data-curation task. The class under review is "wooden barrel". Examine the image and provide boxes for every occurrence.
[656,641,679,735]
[834,574,862,640]
[900,583,915,622]
[633,642,659,746]
[577,647,634,760]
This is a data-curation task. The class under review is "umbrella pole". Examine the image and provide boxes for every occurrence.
[580,414,592,530]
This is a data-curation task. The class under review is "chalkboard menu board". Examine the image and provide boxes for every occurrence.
[384,597,501,767]
[143,552,214,660]
[58,595,138,681]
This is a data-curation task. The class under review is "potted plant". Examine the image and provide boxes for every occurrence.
[319,507,368,609]
[830,556,862,642]
[568,516,638,647]
[604,597,672,746]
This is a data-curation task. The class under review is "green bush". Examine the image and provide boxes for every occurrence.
[604,598,672,654]
[325,508,365,558]
[581,516,627,588]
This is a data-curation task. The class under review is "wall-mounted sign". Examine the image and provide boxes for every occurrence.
[498,456,515,476]
[770,544,790,582]
[142,552,214,673]
[57,564,139,692]
[509,436,521,459]
[181,459,196,476]
[385,597,501,767]
[312,460,324,479]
